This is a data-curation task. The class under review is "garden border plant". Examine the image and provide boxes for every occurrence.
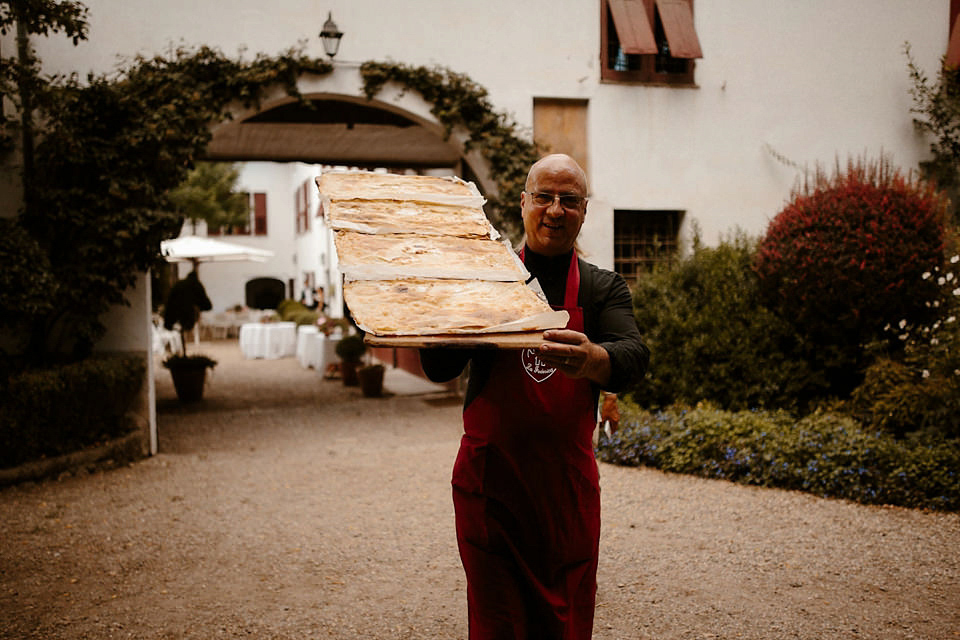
[596,399,960,512]
[623,163,958,512]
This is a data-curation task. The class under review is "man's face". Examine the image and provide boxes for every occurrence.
[521,159,587,257]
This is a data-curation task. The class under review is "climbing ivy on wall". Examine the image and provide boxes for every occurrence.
[360,61,540,239]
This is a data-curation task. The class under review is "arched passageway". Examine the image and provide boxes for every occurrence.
[202,67,497,196]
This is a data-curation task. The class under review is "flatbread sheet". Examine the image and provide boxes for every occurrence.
[343,278,569,336]
[317,170,559,344]
[325,198,494,238]
[316,171,484,208]
[335,231,528,281]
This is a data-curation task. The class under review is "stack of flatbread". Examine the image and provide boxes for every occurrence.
[315,170,569,346]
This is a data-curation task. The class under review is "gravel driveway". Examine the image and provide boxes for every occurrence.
[1,340,958,639]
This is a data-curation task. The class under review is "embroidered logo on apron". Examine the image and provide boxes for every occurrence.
[521,348,557,383]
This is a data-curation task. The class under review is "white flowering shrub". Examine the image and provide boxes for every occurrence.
[849,253,960,438]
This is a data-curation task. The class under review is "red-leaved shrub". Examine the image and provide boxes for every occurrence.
[755,157,948,396]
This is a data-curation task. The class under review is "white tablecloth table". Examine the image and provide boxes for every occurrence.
[296,325,319,367]
[301,333,342,373]
[238,322,298,359]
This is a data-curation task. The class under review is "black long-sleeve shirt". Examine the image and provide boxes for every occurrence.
[420,248,649,408]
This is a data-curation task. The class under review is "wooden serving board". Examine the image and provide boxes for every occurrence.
[364,331,546,349]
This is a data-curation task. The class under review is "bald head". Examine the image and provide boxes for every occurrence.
[525,154,588,196]
[520,154,589,256]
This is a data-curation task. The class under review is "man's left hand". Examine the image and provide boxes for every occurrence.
[539,329,611,385]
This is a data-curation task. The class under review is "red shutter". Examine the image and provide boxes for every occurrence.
[295,188,302,234]
[948,13,960,69]
[302,181,310,231]
[608,0,658,55]
[295,182,310,233]
[656,0,703,59]
[253,192,267,236]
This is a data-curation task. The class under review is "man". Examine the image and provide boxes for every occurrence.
[420,154,649,639]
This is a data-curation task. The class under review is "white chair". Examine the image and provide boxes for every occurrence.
[152,321,182,355]
[205,312,232,340]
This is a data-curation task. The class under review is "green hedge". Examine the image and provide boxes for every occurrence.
[630,230,823,412]
[596,400,960,512]
[0,355,145,469]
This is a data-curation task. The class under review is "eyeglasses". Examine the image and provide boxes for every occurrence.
[525,191,586,211]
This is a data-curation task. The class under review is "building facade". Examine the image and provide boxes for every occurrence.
[0,1,952,444]
[18,1,953,290]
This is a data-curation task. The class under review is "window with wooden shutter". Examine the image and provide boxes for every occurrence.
[233,208,251,235]
[602,0,701,85]
[295,181,309,234]
[302,180,310,232]
[253,192,267,236]
[608,0,657,56]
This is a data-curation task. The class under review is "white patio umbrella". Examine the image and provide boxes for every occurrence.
[160,235,274,267]
[160,235,275,345]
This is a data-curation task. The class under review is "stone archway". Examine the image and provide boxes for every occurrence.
[202,66,497,197]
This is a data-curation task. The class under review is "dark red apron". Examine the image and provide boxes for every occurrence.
[452,251,600,640]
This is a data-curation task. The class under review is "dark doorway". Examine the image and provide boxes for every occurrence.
[245,277,285,310]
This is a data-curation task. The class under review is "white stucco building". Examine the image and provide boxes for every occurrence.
[1,0,953,449]
[24,1,952,269]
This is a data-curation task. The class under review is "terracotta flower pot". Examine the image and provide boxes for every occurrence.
[170,365,208,402]
[163,355,216,403]
[340,359,360,386]
[358,364,385,397]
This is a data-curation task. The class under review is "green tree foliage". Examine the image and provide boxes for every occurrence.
[754,156,948,398]
[0,0,87,39]
[162,271,212,357]
[0,218,56,344]
[630,229,820,412]
[0,0,88,159]
[906,43,960,224]
[1,13,331,363]
[167,162,250,233]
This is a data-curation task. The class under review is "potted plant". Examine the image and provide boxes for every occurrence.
[357,360,385,398]
[161,271,217,402]
[334,333,366,386]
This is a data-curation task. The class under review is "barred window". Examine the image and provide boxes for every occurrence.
[614,209,682,282]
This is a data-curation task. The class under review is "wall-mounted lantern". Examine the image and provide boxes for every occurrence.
[319,12,344,59]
